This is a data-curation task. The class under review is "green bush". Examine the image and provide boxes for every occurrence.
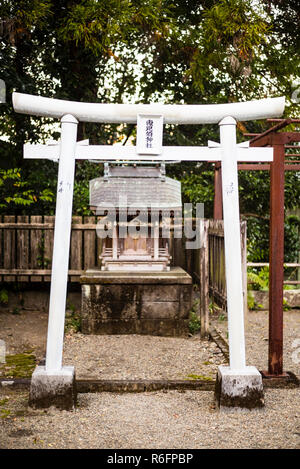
[247,266,269,291]
[0,289,8,305]
[188,310,201,335]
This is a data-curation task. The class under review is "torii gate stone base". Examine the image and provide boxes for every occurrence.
[215,366,264,410]
[13,93,285,411]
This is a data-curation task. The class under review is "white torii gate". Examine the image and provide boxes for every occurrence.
[13,92,285,409]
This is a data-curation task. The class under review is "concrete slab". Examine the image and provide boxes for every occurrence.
[80,267,193,284]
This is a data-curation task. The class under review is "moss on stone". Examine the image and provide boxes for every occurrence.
[0,408,11,419]
[186,374,213,381]
[0,351,36,378]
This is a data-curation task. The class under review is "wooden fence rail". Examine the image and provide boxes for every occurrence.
[0,215,101,282]
[0,215,247,337]
[247,262,300,285]
[198,220,247,337]
[0,215,190,282]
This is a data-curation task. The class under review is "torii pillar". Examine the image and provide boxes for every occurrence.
[29,115,79,410]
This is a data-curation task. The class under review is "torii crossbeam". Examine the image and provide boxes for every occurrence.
[13,92,285,410]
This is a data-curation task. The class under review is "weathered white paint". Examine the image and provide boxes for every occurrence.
[24,142,273,162]
[112,223,118,260]
[219,117,246,370]
[216,365,264,409]
[13,92,285,124]
[154,222,159,261]
[45,114,78,372]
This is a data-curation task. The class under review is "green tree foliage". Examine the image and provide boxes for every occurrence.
[0,0,174,213]
[0,167,53,210]
[190,0,270,98]
[0,0,299,261]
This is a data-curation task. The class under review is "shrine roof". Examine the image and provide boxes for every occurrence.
[89,175,182,211]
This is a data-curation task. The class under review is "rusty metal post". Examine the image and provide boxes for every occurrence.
[213,162,223,219]
[247,121,300,378]
[267,140,285,376]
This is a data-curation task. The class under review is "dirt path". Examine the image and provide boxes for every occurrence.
[0,309,47,361]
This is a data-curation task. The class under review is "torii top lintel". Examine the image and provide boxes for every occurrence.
[12,92,285,124]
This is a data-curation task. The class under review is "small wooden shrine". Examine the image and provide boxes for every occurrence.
[80,162,192,337]
[89,164,182,272]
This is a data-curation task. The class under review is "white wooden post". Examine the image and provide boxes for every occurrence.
[154,221,159,260]
[112,222,118,260]
[199,219,210,338]
[45,114,78,372]
[219,117,246,370]
[241,221,248,329]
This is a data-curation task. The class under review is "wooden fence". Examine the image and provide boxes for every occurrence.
[197,220,247,337]
[0,216,247,337]
[0,215,191,283]
[0,215,100,282]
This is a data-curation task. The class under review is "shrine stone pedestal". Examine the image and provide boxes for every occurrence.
[80,267,192,336]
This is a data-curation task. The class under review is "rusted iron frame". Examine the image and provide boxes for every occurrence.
[213,159,299,220]
[244,119,295,142]
[248,123,300,377]
[252,132,300,148]
[237,163,300,170]
[213,128,299,217]
[267,140,285,376]
[213,162,223,219]
[267,118,300,123]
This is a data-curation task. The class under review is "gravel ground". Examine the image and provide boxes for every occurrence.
[211,309,300,376]
[63,334,227,380]
[0,309,299,449]
[62,309,300,380]
[0,388,299,449]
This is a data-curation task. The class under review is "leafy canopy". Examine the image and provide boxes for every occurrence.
[0,0,299,261]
